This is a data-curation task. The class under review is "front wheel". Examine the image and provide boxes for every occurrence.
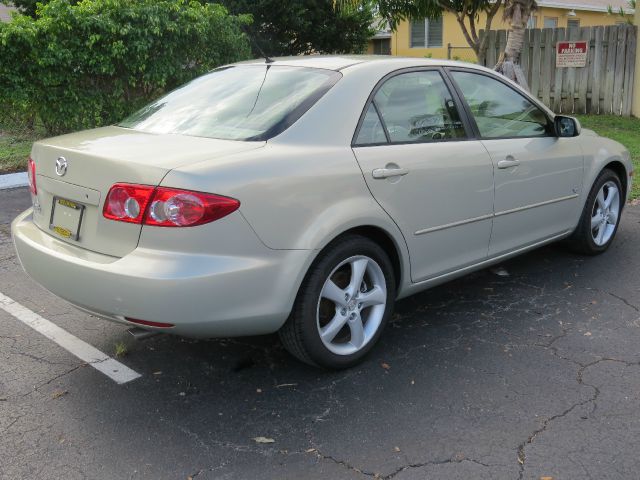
[568,168,623,255]
[279,235,395,369]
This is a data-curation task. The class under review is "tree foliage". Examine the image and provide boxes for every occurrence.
[0,0,251,134]
[336,0,503,60]
[7,0,44,17]
[607,0,635,25]
[338,0,538,87]
[218,0,375,56]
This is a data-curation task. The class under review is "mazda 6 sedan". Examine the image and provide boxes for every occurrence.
[12,56,633,368]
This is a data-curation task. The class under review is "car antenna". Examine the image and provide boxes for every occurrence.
[241,25,275,64]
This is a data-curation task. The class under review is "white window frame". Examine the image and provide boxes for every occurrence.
[410,18,443,49]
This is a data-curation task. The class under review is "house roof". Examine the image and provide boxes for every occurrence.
[537,0,634,14]
[0,3,16,22]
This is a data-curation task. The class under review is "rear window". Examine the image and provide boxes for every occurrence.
[119,65,341,141]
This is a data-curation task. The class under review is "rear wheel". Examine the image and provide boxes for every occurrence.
[568,168,623,255]
[279,235,395,369]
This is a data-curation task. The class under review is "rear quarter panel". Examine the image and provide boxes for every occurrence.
[160,144,412,290]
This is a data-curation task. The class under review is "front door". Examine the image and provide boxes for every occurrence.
[352,69,495,282]
[448,69,584,256]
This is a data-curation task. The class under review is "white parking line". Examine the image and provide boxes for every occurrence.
[0,292,142,384]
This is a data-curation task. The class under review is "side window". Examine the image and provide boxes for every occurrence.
[372,71,466,144]
[354,103,387,145]
[450,71,551,139]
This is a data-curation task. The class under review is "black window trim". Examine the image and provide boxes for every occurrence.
[442,66,557,141]
[372,100,392,143]
[351,66,476,148]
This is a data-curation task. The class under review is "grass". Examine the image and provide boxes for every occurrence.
[0,133,34,174]
[114,342,128,358]
[575,115,640,200]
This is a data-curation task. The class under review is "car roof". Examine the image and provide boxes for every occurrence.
[236,55,484,72]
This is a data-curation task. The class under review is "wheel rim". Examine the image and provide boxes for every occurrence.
[316,255,387,356]
[591,180,620,246]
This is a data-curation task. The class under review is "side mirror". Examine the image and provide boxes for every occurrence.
[554,115,581,137]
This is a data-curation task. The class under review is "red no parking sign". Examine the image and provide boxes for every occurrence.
[556,41,589,67]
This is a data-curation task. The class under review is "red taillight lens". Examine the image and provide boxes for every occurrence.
[144,187,240,227]
[103,184,154,224]
[27,157,37,195]
[103,184,240,227]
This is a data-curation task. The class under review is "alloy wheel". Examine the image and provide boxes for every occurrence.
[591,180,620,246]
[316,255,387,356]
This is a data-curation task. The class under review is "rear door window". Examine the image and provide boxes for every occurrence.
[371,71,466,144]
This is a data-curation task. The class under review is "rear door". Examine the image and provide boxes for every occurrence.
[447,69,583,257]
[352,68,495,282]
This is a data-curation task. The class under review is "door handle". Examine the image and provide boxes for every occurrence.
[372,167,409,179]
[497,157,520,169]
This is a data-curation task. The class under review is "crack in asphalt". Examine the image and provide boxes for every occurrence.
[310,448,503,479]
[606,292,640,313]
[584,286,640,313]
[287,280,640,480]
[311,449,378,477]
[178,350,640,480]
[385,457,502,479]
[19,364,85,397]
[513,356,640,480]
[6,349,77,367]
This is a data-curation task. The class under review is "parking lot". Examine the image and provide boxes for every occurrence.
[1,185,640,480]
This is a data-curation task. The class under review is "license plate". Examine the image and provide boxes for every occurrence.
[49,197,84,241]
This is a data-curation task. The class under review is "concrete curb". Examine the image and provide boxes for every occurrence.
[0,172,28,190]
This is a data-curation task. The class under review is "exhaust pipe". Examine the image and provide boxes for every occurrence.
[127,327,160,341]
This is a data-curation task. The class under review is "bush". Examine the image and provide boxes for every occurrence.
[217,0,374,57]
[0,0,252,135]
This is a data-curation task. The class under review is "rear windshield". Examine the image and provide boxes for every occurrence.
[119,65,341,141]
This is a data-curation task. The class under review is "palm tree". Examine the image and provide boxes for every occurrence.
[606,0,636,25]
[334,0,537,88]
[495,0,538,89]
[333,0,503,62]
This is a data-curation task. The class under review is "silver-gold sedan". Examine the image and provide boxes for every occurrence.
[12,56,633,369]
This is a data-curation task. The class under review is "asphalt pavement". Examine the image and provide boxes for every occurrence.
[1,186,639,480]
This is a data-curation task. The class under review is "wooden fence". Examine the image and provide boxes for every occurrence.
[481,25,637,116]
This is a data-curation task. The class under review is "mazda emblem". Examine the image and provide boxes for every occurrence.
[55,157,68,177]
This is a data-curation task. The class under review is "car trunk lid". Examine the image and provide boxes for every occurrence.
[30,126,264,257]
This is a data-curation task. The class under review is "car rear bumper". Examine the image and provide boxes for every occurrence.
[12,209,311,337]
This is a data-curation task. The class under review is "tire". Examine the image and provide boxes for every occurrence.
[279,234,396,369]
[568,168,623,255]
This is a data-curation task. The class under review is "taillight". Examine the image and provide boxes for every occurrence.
[144,187,239,227]
[103,184,240,227]
[27,157,37,195]
[103,184,154,223]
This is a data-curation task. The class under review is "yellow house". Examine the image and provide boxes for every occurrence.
[0,2,16,22]
[368,0,635,60]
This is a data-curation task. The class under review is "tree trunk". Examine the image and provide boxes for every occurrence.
[495,0,535,90]
[504,26,525,63]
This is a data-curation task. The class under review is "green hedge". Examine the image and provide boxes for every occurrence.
[0,0,251,135]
